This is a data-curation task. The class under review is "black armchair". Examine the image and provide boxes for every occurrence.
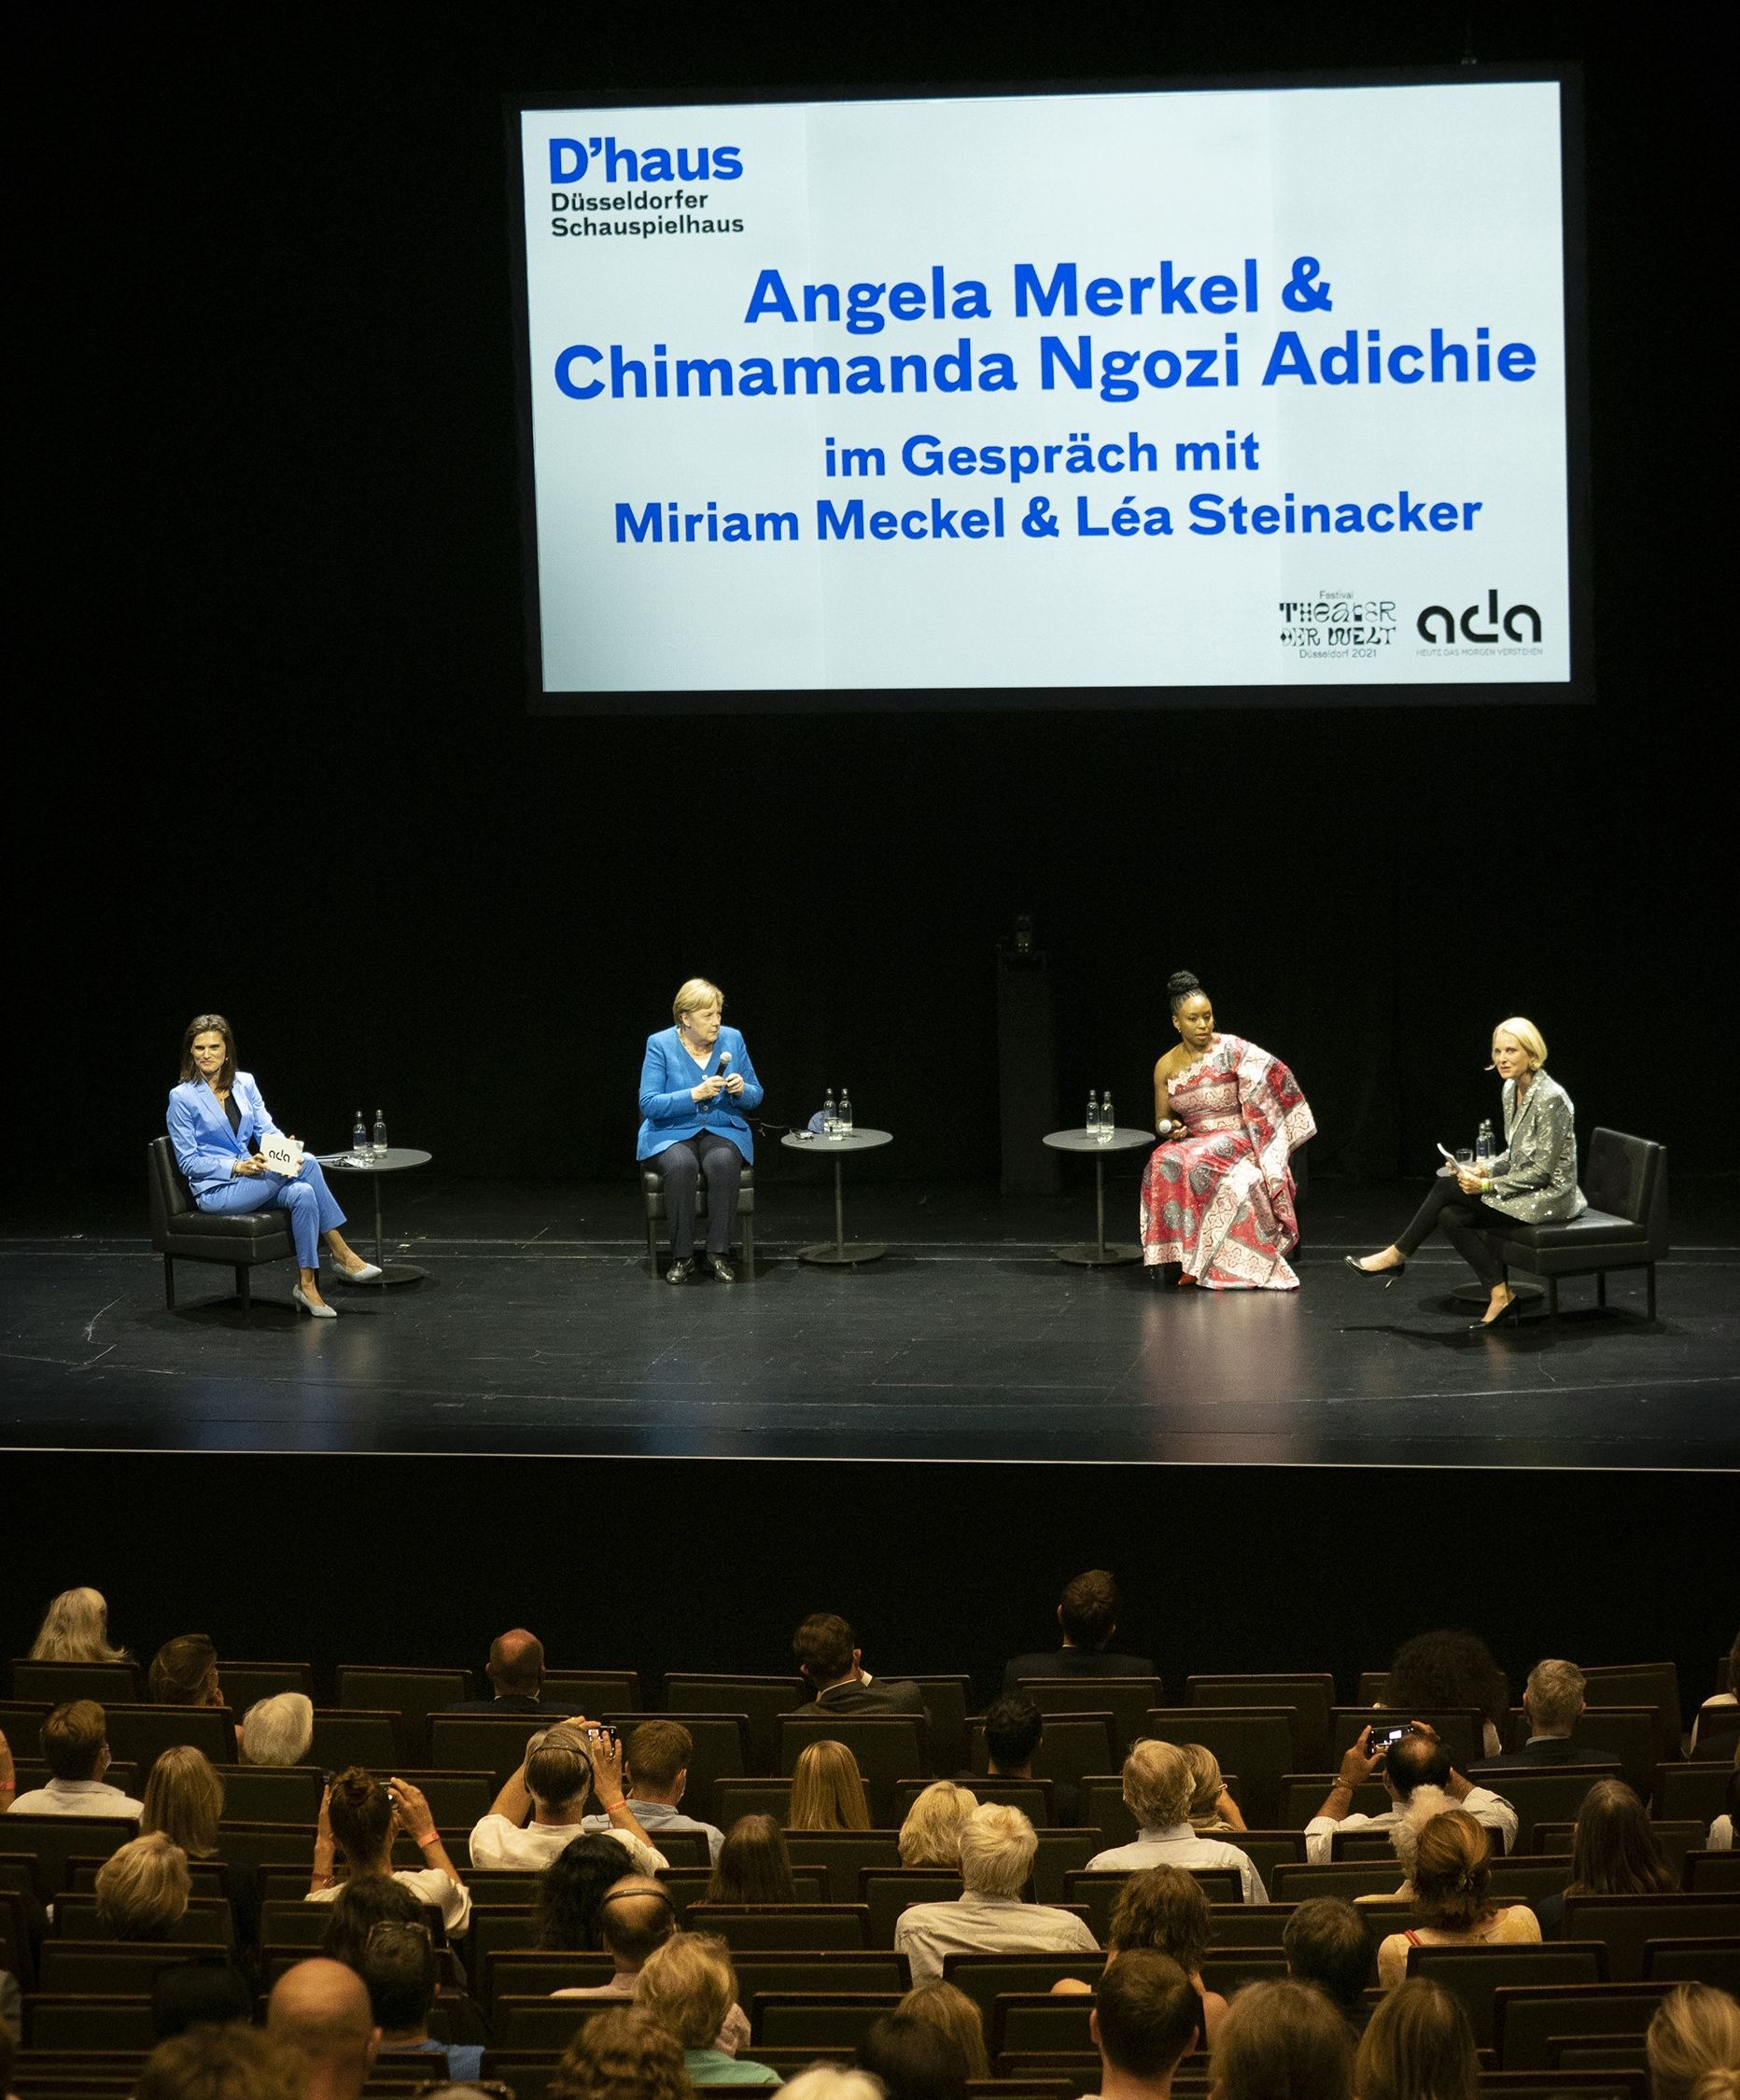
[147,1135,294,1311]
[641,1163,756,1273]
[1487,1127,1668,1325]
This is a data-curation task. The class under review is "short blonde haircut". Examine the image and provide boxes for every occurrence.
[95,1831,191,1938]
[636,1930,737,2050]
[779,2073,886,2100]
[672,978,723,1026]
[1647,1985,1740,2100]
[29,1586,129,1664]
[1524,1658,1586,1734]
[898,1980,992,2078]
[789,1740,871,1831]
[1494,1016,1548,1070]
[958,1801,1038,1898]
[1123,1739,1193,1830]
[143,1745,225,1858]
[242,1693,315,1767]
[1182,1743,1228,1827]
[898,1780,979,1868]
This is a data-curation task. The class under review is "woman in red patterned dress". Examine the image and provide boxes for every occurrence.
[1141,971,1316,1290]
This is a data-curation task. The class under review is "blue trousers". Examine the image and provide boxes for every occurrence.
[197,1159,346,1269]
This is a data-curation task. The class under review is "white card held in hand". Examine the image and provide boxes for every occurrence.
[259,1132,304,1176]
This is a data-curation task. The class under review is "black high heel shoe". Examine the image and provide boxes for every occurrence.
[1344,1254,1406,1284]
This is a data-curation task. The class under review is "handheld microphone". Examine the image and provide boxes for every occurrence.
[716,1051,731,1101]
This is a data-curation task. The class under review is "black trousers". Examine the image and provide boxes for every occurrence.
[1395,1172,1508,1286]
[658,1132,743,1258]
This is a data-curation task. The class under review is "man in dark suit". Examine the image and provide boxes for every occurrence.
[787,1613,927,1718]
[1467,1658,1622,1775]
[443,1629,580,1716]
[1003,1569,1157,1686]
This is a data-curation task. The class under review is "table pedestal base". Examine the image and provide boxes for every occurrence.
[1056,1242,1142,1267]
[1452,1281,1543,1308]
[796,1241,888,1267]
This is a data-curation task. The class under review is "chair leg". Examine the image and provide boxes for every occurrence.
[1596,1271,1607,1308]
[163,1256,176,1310]
[646,1214,659,1271]
[237,1265,251,1314]
[742,1211,756,1278]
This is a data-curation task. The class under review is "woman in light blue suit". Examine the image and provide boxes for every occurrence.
[638,976,764,1285]
[166,1013,380,1317]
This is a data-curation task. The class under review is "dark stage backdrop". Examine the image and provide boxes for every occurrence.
[10,6,1731,1199]
[4,1453,1733,1718]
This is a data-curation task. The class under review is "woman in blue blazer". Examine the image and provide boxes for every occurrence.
[638,977,764,1284]
[166,1013,380,1318]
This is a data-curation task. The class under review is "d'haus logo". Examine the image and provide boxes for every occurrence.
[547,136,743,184]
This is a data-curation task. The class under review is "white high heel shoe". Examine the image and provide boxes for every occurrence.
[335,1260,383,1283]
[292,1285,337,1320]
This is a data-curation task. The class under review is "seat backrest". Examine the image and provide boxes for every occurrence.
[1562,1892,1740,1981]
[1501,1707,1658,1801]
[662,1675,804,1773]
[1652,1764,1731,1826]
[53,1896,232,1947]
[1,1817,140,1894]
[1272,1860,1410,1902]
[656,1867,828,1917]
[215,1821,316,1873]
[1030,1829,1105,1905]
[781,1715,924,1822]
[311,1708,405,1772]
[1141,1710,1296,1828]
[334,1668,472,1761]
[1206,1901,1299,1949]
[1281,1773,1390,1827]
[753,1991,905,2050]
[1497,1769,1632,1851]
[784,1830,903,1901]
[1186,1674,1338,1769]
[1062,1869,1239,1939]
[147,1135,193,1229]
[861,1868,961,1946]
[1494,1981,1672,2068]
[1581,1667,1682,1768]
[886,1676,973,1778]
[10,1659,144,1706]
[1532,1821,1705,1876]
[544,1670,644,1714]
[483,1947,611,2012]
[1583,1129,1669,1254]
[216,1764,324,1823]
[426,1712,547,1785]
[970,1715,1113,1797]
[1331,1706,1484,1771]
[737,1949,910,1999]
[1490,1856,1575,1904]
[1017,1679,1165,1760]
[1199,1945,1289,1994]
[39,1939,224,1993]
[1409,1941,1607,2048]
[943,1953,1105,2023]
[990,1993,1095,2055]
[713,1776,794,1825]
[610,1713,747,1825]
[222,1661,317,1711]
[685,1901,870,1950]
[102,1704,237,1771]
[1685,1852,1740,1893]
[893,1776,1057,1828]
[491,1995,615,2049]
[1644,1937,1740,1987]
[24,1994,161,2048]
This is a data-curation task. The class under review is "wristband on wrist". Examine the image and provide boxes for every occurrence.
[416,1830,442,1849]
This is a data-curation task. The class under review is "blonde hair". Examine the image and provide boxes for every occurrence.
[789,1740,871,1830]
[898,1781,978,1868]
[1182,1743,1231,1828]
[1647,1984,1740,2100]
[636,1930,737,2050]
[1523,1658,1586,1734]
[1123,1739,1193,1830]
[143,1745,225,1858]
[95,1831,191,1938]
[242,1693,315,1767]
[672,977,723,1026]
[29,1587,130,1664]
[1409,1810,1493,1933]
[1354,1977,1478,2100]
[958,1801,1038,1899]
[1494,1016,1549,1070]
[897,1981,992,2079]
[779,2074,887,2100]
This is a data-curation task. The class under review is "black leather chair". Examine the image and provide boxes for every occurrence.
[147,1135,294,1311]
[1487,1127,1668,1325]
[641,1164,756,1272]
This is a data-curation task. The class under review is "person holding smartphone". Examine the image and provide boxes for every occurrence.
[1304,1722,1518,1865]
[638,977,764,1285]
[470,1722,667,1872]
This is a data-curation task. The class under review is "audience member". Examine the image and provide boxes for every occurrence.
[856,2009,970,2100]
[267,1957,381,2100]
[554,1878,753,2049]
[548,2004,697,2100]
[445,1628,580,1715]
[1207,1976,1354,2100]
[5,1701,143,1818]
[984,1693,1045,1778]
[1375,1808,1540,1989]
[1689,1631,1740,1755]
[317,1874,426,1971]
[1282,1898,1375,2036]
[27,1585,131,1663]
[1183,1743,1247,1831]
[1381,1630,1509,1760]
[1468,1659,1623,1774]
[1306,1721,1518,1864]
[1645,1983,1740,2100]
[471,1722,666,1870]
[1353,1976,1478,2100]
[360,1915,484,2077]
[149,1633,226,1707]
[150,1954,254,2037]
[94,1830,191,1938]
[143,1743,224,1857]
[1003,1568,1157,1684]
[1087,1740,1269,1901]
[894,1800,1099,1984]
[899,1780,978,1867]
[789,1613,928,1720]
[1090,1949,1203,2100]
[533,1833,640,1949]
[636,1931,780,2084]
[1535,1777,1676,1935]
[897,1980,992,2079]
[789,1739,873,1829]
[136,2025,304,2100]
[1052,1865,1224,2042]
[242,1692,315,1766]
[308,1769,471,1933]
[581,1719,724,1861]
[708,1814,797,1902]
[1710,1757,1738,1853]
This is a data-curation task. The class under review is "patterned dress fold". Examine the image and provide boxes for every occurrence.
[1140,1034,1316,1290]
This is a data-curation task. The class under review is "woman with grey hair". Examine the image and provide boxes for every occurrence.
[241,1693,315,1766]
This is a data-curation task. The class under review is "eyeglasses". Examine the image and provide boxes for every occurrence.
[365,1918,433,1953]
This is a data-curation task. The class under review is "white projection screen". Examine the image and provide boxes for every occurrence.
[509,70,1588,711]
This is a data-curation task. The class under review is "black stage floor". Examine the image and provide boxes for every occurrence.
[1,1178,1735,1470]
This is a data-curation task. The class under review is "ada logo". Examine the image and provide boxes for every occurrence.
[548,136,742,185]
[1417,589,1541,645]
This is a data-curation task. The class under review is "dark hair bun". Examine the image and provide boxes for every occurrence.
[1166,971,1200,1000]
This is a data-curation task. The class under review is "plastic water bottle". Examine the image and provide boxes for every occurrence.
[823,1088,837,1138]
[1100,1091,1115,1141]
[352,1110,367,1161]
[1086,1090,1098,1137]
[1477,1118,1496,1168]
[372,1109,387,1158]
[839,1088,853,1136]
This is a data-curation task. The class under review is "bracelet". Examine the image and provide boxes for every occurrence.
[416,1830,442,1849]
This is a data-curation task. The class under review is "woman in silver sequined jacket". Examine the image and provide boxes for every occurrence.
[1347,1016,1585,1326]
